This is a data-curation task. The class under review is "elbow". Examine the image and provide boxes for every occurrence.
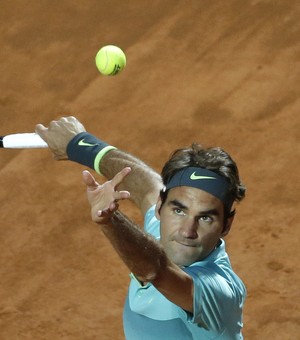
[135,271,158,283]
[134,249,168,284]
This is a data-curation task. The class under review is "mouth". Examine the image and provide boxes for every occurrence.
[176,241,197,248]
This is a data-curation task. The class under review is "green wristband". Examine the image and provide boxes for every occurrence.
[93,145,117,174]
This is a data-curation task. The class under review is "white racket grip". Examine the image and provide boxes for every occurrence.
[2,133,48,149]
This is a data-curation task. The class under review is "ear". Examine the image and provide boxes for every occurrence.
[155,197,162,220]
[221,213,235,237]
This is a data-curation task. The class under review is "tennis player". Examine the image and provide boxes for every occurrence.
[36,116,247,339]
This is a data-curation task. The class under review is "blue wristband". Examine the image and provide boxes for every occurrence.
[66,132,116,174]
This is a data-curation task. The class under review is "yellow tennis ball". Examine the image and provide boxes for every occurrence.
[95,45,126,76]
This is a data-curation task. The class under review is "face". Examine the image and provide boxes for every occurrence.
[155,186,233,267]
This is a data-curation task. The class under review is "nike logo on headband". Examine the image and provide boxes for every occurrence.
[78,139,97,147]
[190,172,216,180]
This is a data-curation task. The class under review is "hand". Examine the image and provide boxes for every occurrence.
[82,167,131,223]
[35,116,86,160]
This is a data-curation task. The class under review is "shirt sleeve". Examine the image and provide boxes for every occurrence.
[183,264,239,332]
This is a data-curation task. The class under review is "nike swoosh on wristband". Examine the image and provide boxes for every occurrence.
[190,172,216,180]
[78,139,97,147]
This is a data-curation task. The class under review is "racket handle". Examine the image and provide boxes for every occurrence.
[0,133,48,149]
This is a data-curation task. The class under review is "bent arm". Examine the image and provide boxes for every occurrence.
[84,168,194,313]
[36,116,163,215]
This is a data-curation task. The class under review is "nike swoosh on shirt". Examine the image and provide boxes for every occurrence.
[78,139,97,147]
[190,172,216,180]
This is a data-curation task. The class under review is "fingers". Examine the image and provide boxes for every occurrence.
[35,124,48,142]
[111,167,132,188]
[110,167,131,201]
[35,120,61,143]
[82,170,130,200]
[93,203,118,224]
[82,170,99,190]
[96,202,119,218]
[114,190,130,201]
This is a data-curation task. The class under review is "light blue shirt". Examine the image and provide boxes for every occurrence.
[123,205,246,339]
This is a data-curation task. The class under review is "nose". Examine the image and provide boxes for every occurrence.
[180,218,198,239]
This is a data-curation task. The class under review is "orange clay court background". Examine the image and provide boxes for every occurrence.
[0,1,299,339]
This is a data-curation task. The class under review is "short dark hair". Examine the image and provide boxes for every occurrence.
[160,144,246,215]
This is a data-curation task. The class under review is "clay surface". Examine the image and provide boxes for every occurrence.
[0,1,299,339]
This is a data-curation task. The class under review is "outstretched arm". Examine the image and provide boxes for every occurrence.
[36,116,163,215]
[83,169,194,313]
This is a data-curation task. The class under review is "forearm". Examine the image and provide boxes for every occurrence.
[100,210,167,282]
[100,149,159,181]
[100,150,163,213]
[65,131,162,185]
[64,130,162,213]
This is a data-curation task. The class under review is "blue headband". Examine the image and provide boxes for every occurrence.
[165,167,234,212]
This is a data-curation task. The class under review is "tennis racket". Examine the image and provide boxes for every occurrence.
[0,133,48,149]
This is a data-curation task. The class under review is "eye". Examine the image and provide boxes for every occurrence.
[199,215,213,223]
[173,208,185,216]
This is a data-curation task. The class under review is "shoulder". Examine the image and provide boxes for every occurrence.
[184,242,246,299]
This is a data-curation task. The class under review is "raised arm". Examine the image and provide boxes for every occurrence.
[36,116,163,215]
[83,169,194,313]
